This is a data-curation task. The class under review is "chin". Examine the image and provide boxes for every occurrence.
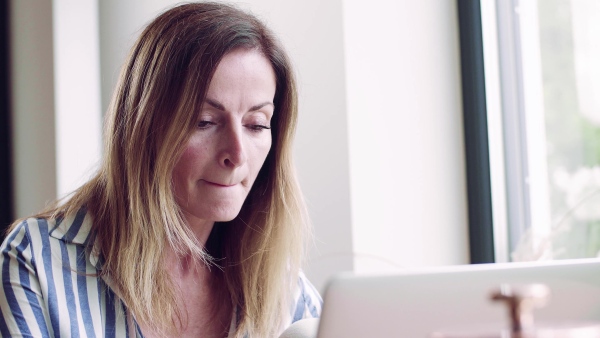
[183,202,246,224]
[211,206,245,222]
[215,214,239,222]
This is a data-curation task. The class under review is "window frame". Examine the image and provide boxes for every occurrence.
[0,0,13,238]
[457,0,496,264]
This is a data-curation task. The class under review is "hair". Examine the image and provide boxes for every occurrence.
[22,2,310,337]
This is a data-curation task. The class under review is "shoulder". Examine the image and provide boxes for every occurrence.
[2,208,91,250]
[1,217,54,259]
[290,271,323,323]
[0,212,123,337]
[1,209,96,272]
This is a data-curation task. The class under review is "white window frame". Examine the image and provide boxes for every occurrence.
[481,0,553,262]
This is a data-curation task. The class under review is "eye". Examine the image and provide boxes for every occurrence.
[197,120,216,129]
[246,124,271,132]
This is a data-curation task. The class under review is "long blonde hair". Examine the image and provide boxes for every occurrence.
[24,3,309,337]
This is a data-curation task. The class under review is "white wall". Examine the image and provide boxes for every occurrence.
[344,1,470,272]
[10,0,469,292]
[53,0,103,199]
[10,0,56,218]
[10,0,103,217]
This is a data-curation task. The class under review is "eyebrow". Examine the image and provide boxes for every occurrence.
[205,98,274,113]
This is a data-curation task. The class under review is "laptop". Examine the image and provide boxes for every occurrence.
[316,258,600,337]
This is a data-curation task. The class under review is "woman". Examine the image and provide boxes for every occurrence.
[0,2,321,337]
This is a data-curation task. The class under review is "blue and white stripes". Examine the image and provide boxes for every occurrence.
[0,213,322,337]
[0,213,130,337]
[291,272,322,324]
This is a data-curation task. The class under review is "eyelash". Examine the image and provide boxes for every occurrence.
[196,121,271,132]
[246,124,271,132]
[197,121,216,129]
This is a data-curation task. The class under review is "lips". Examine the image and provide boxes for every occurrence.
[201,179,237,187]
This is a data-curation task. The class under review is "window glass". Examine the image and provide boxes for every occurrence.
[537,0,600,259]
[485,0,600,261]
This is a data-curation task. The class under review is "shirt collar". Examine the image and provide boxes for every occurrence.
[48,208,102,268]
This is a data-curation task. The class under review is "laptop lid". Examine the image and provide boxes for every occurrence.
[317,258,600,337]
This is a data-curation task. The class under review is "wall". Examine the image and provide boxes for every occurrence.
[9,0,470,292]
[344,1,470,272]
[53,0,103,199]
[10,0,56,219]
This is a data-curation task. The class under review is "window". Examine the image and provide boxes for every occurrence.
[481,0,600,262]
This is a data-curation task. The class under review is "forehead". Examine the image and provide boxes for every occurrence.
[210,48,274,83]
[203,49,276,104]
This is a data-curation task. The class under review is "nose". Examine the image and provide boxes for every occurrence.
[219,124,247,168]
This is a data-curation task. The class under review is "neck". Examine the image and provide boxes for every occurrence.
[183,213,216,248]
[165,245,213,281]
[163,214,217,278]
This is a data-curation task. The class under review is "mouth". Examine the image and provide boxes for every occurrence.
[202,180,237,188]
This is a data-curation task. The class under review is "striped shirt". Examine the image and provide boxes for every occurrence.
[0,211,322,337]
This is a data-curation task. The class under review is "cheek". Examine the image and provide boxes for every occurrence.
[172,142,206,185]
[255,138,272,168]
[171,156,189,199]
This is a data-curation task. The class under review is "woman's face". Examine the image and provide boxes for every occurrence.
[172,48,275,227]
